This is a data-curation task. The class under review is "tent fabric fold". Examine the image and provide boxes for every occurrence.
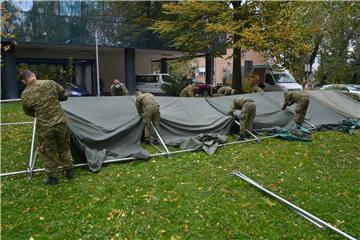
[61,97,150,172]
[157,97,233,146]
[60,91,359,171]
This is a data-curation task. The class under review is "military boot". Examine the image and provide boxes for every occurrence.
[65,168,74,180]
[43,176,59,186]
[236,134,247,141]
[152,138,159,145]
[144,138,152,145]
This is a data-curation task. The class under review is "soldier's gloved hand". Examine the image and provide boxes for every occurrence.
[229,112,235,117]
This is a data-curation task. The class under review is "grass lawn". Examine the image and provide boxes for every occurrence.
[1,102,359,240]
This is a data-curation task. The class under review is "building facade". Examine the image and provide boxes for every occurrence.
[1,1,187,98]
[192,49,267,86]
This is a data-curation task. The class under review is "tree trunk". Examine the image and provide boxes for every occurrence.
[308,36,322,71]
[232,1,243,93]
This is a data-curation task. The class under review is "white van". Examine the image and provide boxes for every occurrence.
[136,73,175,95]
[263,70,302,92]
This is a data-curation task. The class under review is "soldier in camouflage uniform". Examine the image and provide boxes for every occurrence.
[110,79,129,96]
[20,70,74,185]
[282,91,310,125]
[135,91,160,145]
[179,84,199,97]
[217,86,235,96]
[252,83,264,93]
[228,97,257,140]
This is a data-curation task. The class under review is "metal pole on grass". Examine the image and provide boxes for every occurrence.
[0,98,21,103]
[232,170,357,240]
[95,30,100,97]
[234,119,260,142]
[1,135,278,178]
[0,121,34,126]
[151,122,171,158]
[234,170,325,230]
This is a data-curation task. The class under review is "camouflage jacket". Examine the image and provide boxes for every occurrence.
[252,86,264,93]
[136,93,159,114]
[282,91,309,109]
[180,85,197,97]
[218,86,233,95]
[110,83,129,96]
[228,97,255,115]
[21,80,69,130]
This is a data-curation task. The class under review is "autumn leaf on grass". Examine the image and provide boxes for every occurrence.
[183,224,190,233]
[171,234,180,240]
[107,209,125,221]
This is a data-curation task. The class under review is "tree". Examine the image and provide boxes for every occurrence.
[1,1,17,52]
[151,1,317,92]
[315,2,360,84]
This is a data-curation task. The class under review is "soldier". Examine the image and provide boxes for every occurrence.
[20,70,74,185]
[217,86,235,96]
[252,83,264,93]
[135,90,160,145]
[110,79,129,96]
[228,97,257,140]
[282,91,310,126]
[179,84,199,97]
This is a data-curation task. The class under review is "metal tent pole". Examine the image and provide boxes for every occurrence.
[28,148,38,180]
[0,98,21,103]
[151,122,171,158]
[0,121,34,126]
[95,30,100,97]
[304,120,317,130]
[1,135,277,178]
[232,170,357,240]
[27,119,37,179]
[234,120,260,142]
[233,171,325,230]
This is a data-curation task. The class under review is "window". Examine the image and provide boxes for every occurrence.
[162,75,175,83]
[273,73,297,83]
[136,75,159,83]
[265,74,275,85]
[59,0,81,17]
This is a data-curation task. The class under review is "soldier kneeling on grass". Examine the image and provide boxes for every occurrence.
[20,70,74,185]
[228,97,257,141]
[282,90,310,127]
[217,86,235,96]
[135,90,161,145]
[179,84,199,97]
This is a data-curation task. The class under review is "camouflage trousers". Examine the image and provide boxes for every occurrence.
[38,123,73,177]
[239,102,256,135]
[294,97,309,125]
[143,105,160,138]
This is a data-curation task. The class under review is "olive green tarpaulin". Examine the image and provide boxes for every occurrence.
[61,97,149,171]
[60,91,359,171]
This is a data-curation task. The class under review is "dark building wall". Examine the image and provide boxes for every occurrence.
[1,47,19,99]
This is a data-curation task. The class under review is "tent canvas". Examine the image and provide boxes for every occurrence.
[157,97,233,146]
[206,93,293,129]
[59,91,359,171]
[308,91,360,119]
[61,96,149,171]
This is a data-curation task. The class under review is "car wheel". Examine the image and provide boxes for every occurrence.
[202,90,209,96]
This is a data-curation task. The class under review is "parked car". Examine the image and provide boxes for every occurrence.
[192,80,218,96]
[62,82,89,97]
[320,84,360,95]
[263,70,302,92]
[136,74,176,95]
